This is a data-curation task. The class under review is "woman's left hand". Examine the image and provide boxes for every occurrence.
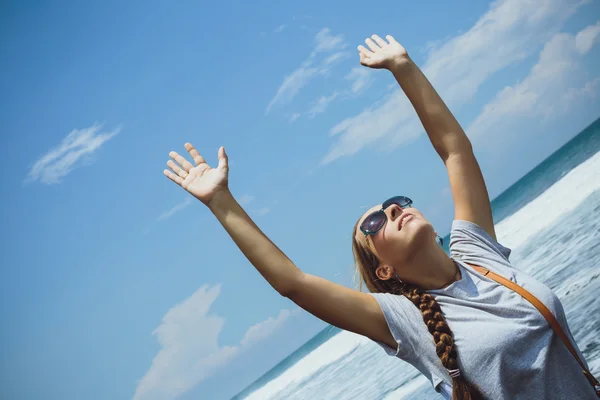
[358,34,410,70]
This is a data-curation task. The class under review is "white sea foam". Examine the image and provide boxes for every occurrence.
[496,151,600,249]
[244,331,367,400]
[381,375,430,399]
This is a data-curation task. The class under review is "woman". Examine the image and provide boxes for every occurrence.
[163,34,596,399]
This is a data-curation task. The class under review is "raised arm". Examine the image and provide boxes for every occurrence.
[163,144,396,349]
[359,35,496,239]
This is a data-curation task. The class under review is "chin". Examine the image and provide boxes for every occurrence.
[404,217,434,247]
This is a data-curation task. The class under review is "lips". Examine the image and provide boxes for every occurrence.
[399,213,413,230]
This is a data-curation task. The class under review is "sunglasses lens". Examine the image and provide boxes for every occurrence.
[383,196,412,209]
[361,211,386,234]
[361,196,413,235]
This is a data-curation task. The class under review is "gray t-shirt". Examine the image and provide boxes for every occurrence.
[370,220,595,399]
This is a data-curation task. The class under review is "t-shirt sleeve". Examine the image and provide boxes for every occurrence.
[368,292,421,358]
[449,220,511,262]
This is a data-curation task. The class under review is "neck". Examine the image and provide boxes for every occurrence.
[403,238,459,290]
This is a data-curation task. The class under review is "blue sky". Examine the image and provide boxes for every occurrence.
[1,0,599,399]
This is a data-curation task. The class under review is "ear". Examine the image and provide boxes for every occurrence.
[375,264,394,281]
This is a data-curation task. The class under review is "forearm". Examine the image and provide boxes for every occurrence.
[391,58,471,160]
[208,189,302,296]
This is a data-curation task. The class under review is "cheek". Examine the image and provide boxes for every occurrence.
[412,212,429,225]
[374,227,405,258]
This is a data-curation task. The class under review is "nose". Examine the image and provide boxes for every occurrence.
[385,204,404,221]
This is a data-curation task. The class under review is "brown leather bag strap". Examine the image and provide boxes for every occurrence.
[468,264,600,395]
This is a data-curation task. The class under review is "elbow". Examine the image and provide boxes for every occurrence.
[276,284,294,298]
[276,272,303,299]
[453,135,473,153]
[443,136,473,163]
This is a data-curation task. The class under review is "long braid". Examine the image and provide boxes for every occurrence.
[402,286,457,364]
[401,285,483,399]
[352,222,484,400]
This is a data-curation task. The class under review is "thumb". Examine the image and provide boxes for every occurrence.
[217,146,228,170]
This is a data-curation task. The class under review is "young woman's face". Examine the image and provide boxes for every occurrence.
[355,203,435,269]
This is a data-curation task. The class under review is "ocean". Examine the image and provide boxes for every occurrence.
[233,118,600,400]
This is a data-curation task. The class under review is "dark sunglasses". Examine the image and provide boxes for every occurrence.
[359,196,413,236]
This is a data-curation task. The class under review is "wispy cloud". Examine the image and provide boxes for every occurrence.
[308,92,339,118]
[237,194,255,206]
[345,67,373,95]
[290,64,372,123]
[575,20,600,54]
[274,24,285,33]
[265,67,318,115]
[468,22,600,139]
[312,28,346,55]
[26,123,119,184]
[322,51,349,67]
[240,309,295,346]
[320,0,587,164]
[265,28,346,115]
[253,207,271,216]
[133,285,297,400]
[157,197,194,221]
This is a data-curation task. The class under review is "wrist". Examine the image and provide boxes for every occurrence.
[387,55,415,74]
[207,187,234,213]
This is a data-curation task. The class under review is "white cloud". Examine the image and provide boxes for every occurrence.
[254,207,271,216]
[312,28,346,55]
[322,91,421,164]
[133,286,234,400]
[265,67,318,115]
[321,0,586,164]
[157,197,194,221]
[345,67,373,95]
[561,77,600,104]
[134,285,296,400]
[321,51,348,68]
[26,123,119,184]
[240,309,295,346]
[274,24,285,33]
[575,20,600,54]
[287,64,373,124]
[237,194,255,205]
[468,23,600,139]
[265,28,346,115]
[308,92,339,118]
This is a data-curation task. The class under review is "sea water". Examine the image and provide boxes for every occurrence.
[234,118,600,399]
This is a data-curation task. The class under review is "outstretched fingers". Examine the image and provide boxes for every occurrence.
[169,151,195,172]
[166,159,188,179]
[358,44,373,57]
[357,44,372,56]
[185,143,206,166]
[357,45,373,66]
[365,37,380,52]
[371,34,388,47]
[163,168,184,186]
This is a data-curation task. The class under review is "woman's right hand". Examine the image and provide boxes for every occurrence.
[163,143,229,206]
